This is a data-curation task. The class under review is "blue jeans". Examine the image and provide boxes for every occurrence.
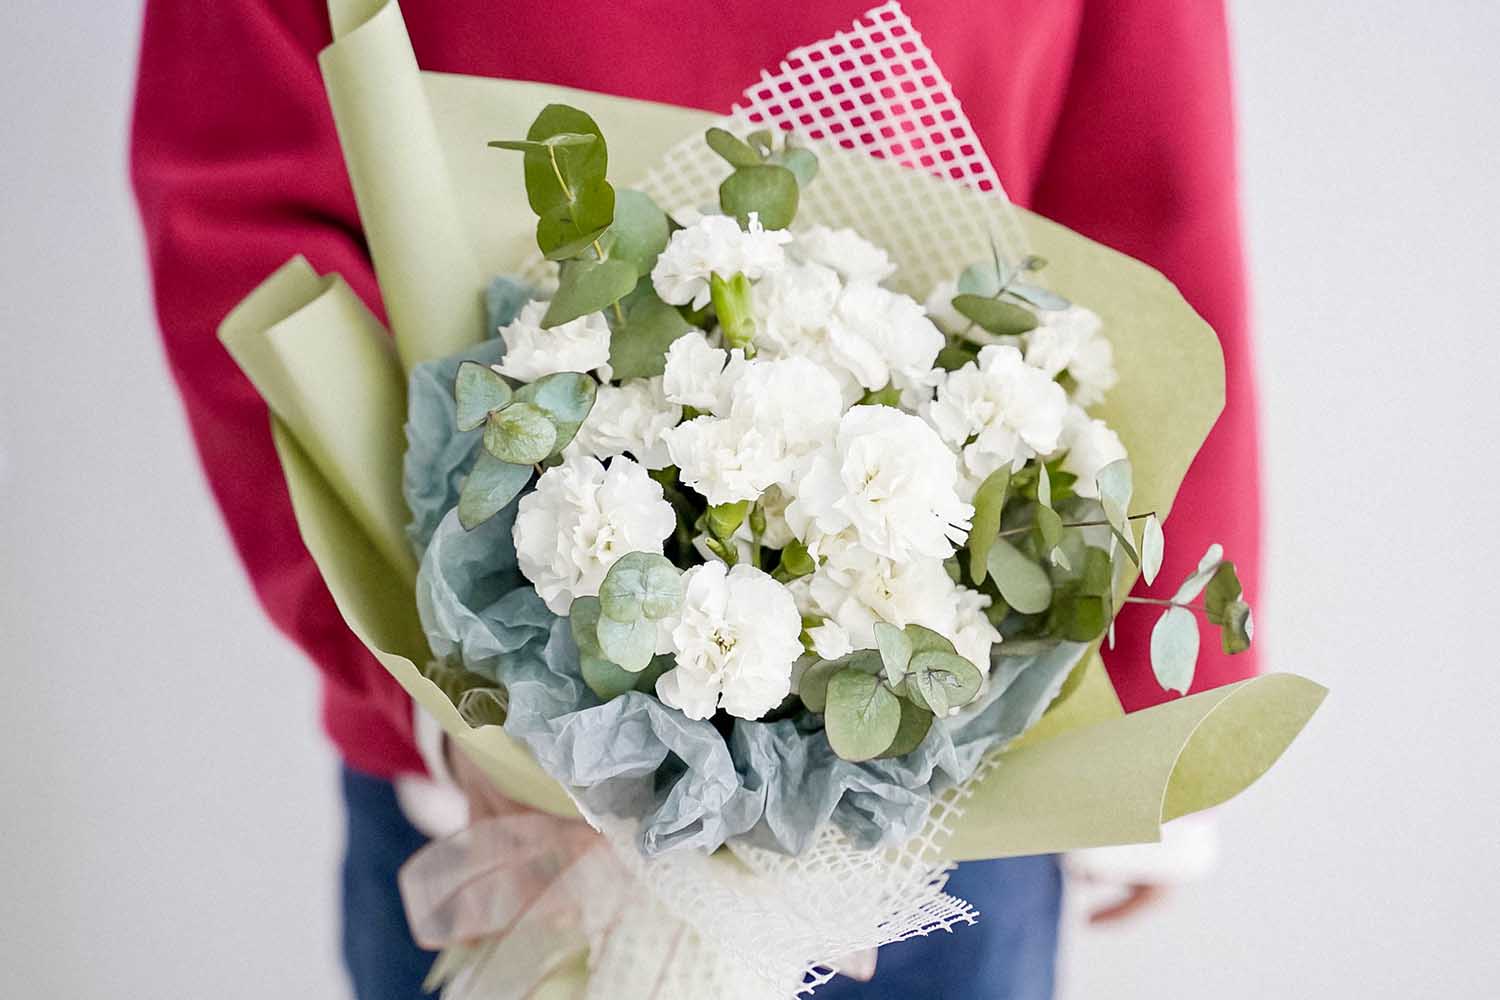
[341,767,1061,999]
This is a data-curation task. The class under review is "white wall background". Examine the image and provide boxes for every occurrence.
[2,2,1496,997]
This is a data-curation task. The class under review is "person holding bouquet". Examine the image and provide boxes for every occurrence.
[130,1,1258,996]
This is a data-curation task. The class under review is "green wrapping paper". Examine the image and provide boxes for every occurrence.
[223,0,1324,857]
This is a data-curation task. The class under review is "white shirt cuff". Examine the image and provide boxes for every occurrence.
[393,705,469,840]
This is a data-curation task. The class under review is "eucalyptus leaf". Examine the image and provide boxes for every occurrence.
[596,614,657,672]
[1150,606,1200,695]
[482,400,556,465]
[536,204,610,262]
[746,130,775,156]
[513,371,598,451]
[878,699,934,759]
[1204,561,1244,623]
[873,621,914,681]
[1095,459,1139,564]
[599,551,683,623]
[705,127,763,168]
[986,539,1054,614]
[719,164,800,230]
[1037,461,1053,509]
[1004,282,1070,312]
[1140,513,1165,586]
[903,623,958,657]
[456,452,532,530]
[512,104,608,218]
[1051,593,1109,642]
[1171,544,1226,604]
[907,649,983,717]
[608,190,672,277]
[778,147,819,187]
[1220,600,1254,654]
[957,262,1005,298]
[1034,503,1063,551]
[609,289,691,379]
[936,344,978,371]
[824,670,902,762]
[571,597,639,699]
[454,361,513,432]
[487,132,598,154]
[952,294,1038,336]
[543,257,637,327]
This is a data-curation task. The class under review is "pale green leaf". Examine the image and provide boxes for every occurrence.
[454,361,513,432]
[873,621,914,681]
[1150,606,1200,695]
[952,294,1037,336]
[513,371,598,451]
[598,551,683,622]
[824,670,902,762]
[1140,513,1165,586]
[456,452,532,530]
[705,127,762,167]
[542,257,637,327]
[986,539,1054,614]
[482,400,556,465]
[1171,544,1225,605]
[967,466,1010,583]
[608,190,671,277]
[907,649,984,717]
[878,699,934,759]
[596,614,657,672]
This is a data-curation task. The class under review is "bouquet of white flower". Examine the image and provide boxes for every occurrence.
[220,2,1324,996]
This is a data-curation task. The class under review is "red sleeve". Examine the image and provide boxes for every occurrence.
[130,0,423,776]
[1028,0,1262,710]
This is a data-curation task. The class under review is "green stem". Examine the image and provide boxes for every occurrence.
[996,511,1157,538]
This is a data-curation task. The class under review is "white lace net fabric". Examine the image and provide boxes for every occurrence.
[490,5,1034,997]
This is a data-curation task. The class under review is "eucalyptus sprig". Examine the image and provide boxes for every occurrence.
[798,622,983,762]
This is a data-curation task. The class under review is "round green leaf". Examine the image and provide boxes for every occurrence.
[596,614,657,673]
[798,650,881,712]
[952,294,1038,336]
[513,372,597,452]
[1171,544,1225,604]
[1004,282,1070,312]
[879,699,934,759]
[457,452,533,530]
[543,257,638,327]
[1150,606,1200,695]
[1204,561,1244,622]
[719,164,800,230]
[572,597,640,699]
[609,190,671,277]
[609,289,691,379]
[986,539,1054,614]
[599,552,683,623]
[1219,600,1254,655]
[907,649,983,716]
[536,200,611,262]
[483,401,556,465]
[824,670,902,762]
[515,104,608,217]
[454,361,514,432]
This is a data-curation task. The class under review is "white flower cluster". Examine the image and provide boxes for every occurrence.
[510,213,1126,722]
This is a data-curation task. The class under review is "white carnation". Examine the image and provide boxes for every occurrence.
[665,356,843,505]
[787,405,972,562]
[661,331,745,414]
[1024,306,1117,407]
[512,454,675,615]
[494,299,612,383]
[1059,405,1128,500]
[826,282,945,392]
[656,562,804,720]
[793,225,896,284]
[567,377,681,470]
[751,262,865,406]
[926,344,1069,495]
[650,212,792,310]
